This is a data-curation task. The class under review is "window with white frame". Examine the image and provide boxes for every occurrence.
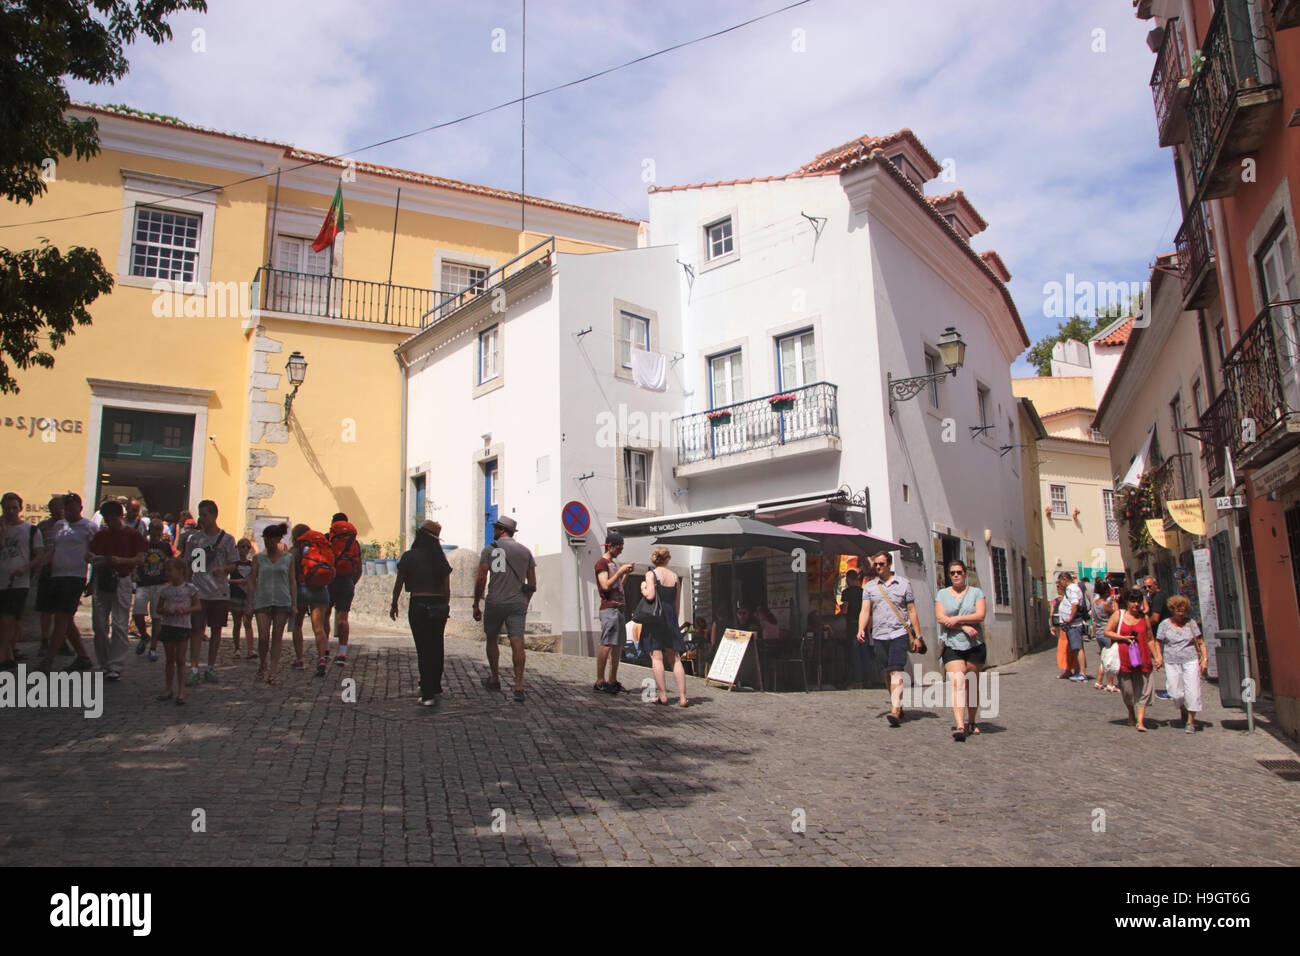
[709,350,744,408]
[777,329,816,390]
[1102,488,1118,543]
[130,207,200,282]
[623,448,650,509]
[1049,483,1069,516]
[924,350,940,407]
[271,235,333,314]
[619,311,650,369]
[441,260,488,294]
[1257,221,1300,369]
[976,384,991,431]
[478,325,500,384]
[705,218,734,261]
[990,546,1010,606]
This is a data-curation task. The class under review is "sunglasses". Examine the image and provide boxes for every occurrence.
[871,562,888,567]
[949,570,965,575]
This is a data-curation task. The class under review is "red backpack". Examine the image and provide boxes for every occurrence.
[297,530,336,588]
[328,520,361,578]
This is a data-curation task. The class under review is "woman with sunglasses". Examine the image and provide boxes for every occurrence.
[1105,587,1160,731]
[935,560,987,741]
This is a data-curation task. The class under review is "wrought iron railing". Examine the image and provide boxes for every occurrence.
[421,236,555,327]
[1174,201,1215,302]
[1150,18,1189,144]
[676,382,839,465]
[1186,0,1279,196]
[1226,299,1295,444]
[253,266,448,328]
[1200,387,1234,485]
[1201,298,1299,482]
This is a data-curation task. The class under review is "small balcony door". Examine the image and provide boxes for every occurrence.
[708,350,745,458]
[272,235,333,315]
[776,330,822,441]
[1257,226,1300,413]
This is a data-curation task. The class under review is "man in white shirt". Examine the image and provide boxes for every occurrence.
[1061,572,1088,681]
[43,493,96,671]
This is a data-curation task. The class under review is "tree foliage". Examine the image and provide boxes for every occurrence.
[0,0,207,393]
[1026,295,1143,377]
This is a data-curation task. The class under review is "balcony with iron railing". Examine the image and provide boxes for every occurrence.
[674,382,840,477]
[1186,0,1282,201]
[420,236,555,327]
[1201,298,1300,484]
[251,266,452,329]
[1151,18,1191,147]
[1274,0,1300,31]
[1174,201,1217,309]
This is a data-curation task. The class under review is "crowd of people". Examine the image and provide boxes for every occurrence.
[1,487,1216,731]
[0,491,365,704]
[1051,571,1208,733]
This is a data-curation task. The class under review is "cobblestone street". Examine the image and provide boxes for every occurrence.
[2,626,1298,866]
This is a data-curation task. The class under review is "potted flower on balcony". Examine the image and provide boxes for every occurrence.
[707,409,732,427]
[768,392,797,412]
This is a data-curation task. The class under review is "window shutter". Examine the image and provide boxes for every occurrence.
[964,540,980,589]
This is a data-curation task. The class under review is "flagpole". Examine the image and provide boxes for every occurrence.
[384,187,401,325]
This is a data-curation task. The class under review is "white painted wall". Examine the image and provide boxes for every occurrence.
[1089,341,1124,408]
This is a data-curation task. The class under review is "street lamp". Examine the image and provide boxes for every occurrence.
[283,351,308,422]
[887,326,967,416]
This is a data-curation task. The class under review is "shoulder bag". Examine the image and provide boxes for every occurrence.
[872,580,926,655]
[632,571,663,626]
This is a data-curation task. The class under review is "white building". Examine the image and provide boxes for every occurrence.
[400,131,1034,665]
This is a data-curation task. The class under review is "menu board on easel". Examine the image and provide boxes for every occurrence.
[705,628,754,691]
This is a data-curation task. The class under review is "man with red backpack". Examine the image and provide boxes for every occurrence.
[325,513,363,666]
[291,523,335,676]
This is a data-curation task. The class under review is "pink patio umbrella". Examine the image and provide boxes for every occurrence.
[777,519,907,558]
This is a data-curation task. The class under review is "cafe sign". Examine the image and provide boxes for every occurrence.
[1166,498,1206,536]
[1145,519,1170,549]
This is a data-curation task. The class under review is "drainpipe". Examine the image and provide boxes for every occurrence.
[397,348,409,552]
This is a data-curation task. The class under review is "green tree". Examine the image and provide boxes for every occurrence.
[1026,293,1144,377]
[0,0,207,394]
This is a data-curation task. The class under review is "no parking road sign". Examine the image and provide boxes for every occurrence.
[562,501,590,545]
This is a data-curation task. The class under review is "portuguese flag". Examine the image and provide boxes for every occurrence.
[312,182,344,252]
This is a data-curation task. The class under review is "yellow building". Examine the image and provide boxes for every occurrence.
[0,105,637,544]
[1011,374,1125,585]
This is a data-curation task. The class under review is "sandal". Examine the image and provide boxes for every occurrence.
[952,726,966,741]
[677,700,689,708]
[965,722,981,735]
[1093,682,1104,689]
[482,676,501,690]
[654,698,670,706]
[512,689,525,703]
[886,712,901,728]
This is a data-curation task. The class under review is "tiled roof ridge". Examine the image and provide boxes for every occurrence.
[74,102,637,225]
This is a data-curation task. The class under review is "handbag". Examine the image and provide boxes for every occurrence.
[632,572,664,626]
[872,579,926,655]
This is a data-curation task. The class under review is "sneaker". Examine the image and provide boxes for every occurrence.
[593,681,608,693]
[1155,690,1172,700]
[335,654,347,667]
[605,681,626,695]
[147,650,158,662]
[186,671,200,686]
[1184,722,1196,734]
[291,659,305,669]
[1069,673,1088,682]
[419,696,440,708]
[315,657,327,676]
[104,670,121,682]
[203,668,217,684]
[135,638,147,656]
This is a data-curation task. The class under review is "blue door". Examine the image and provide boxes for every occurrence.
[483,461,498,547]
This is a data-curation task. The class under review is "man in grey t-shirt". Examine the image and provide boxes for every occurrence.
[856,551,922,727]
[473,516,536,702]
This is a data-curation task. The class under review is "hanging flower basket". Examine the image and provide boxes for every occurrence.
[768,393,797,412]
[706,410,732,426]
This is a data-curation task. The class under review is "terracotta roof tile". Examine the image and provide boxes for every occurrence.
[1040,405,1098,418]
[980,250,1011,282]
[928,190,988,232]
[1094,318,1135,347]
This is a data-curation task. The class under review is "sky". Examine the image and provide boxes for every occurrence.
[66,0,1179,376]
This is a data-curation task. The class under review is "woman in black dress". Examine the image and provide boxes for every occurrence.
[642,546,687,707]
